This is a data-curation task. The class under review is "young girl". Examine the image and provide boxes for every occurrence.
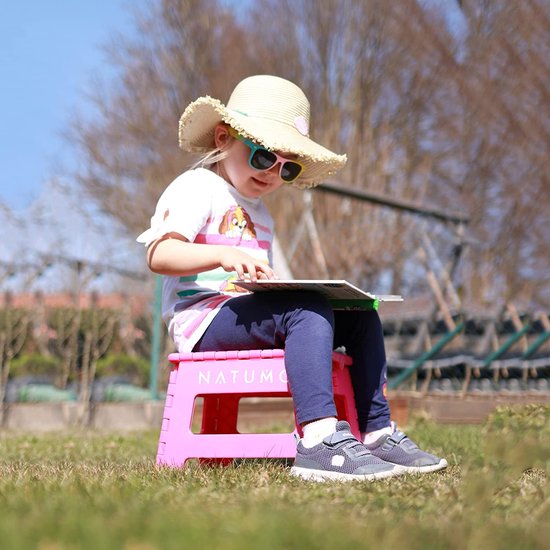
[138,75,447,482]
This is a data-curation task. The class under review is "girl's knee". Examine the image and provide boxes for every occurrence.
[268,290,334,333]
[294,291,335,328]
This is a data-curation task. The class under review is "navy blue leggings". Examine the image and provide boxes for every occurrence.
[193,291,390,432]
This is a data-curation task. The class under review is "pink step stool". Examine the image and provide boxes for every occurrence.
[156,349,359,467]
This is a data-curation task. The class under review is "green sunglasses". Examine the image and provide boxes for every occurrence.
[228,128,304,183]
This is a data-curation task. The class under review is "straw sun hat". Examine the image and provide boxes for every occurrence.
[178,75,347,188]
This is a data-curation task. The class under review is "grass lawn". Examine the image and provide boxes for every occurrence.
[0,405,548,550]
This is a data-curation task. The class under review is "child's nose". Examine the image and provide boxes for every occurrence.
[266,162,281,178]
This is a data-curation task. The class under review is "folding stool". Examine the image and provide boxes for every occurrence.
[156,349,359,467]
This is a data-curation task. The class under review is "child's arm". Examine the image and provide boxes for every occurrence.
[146,233,277,282]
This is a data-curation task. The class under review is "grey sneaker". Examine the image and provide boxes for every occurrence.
[290,421,403,482]
[365,422,448,473]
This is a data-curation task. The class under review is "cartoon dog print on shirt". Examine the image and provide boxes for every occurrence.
[218,205,261,293]
[218,205,257,240]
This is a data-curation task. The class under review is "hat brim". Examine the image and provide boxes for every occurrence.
[178,96,346,188]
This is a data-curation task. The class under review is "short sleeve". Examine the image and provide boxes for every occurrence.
[136,170,213,247]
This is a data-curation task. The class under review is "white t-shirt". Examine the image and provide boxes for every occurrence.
[137,168,274,352]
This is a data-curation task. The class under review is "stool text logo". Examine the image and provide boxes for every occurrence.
[198,368,288,385]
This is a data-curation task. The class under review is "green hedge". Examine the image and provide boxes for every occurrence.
[9,354,60,378]
[95,354,150,387]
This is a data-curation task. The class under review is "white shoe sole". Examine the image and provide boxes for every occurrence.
[289,465,404,482]
[398,458,448,474]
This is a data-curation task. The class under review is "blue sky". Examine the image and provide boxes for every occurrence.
[0,1,137,211]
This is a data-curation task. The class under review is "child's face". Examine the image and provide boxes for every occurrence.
[214,125,287,199]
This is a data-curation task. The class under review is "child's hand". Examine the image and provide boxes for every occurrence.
[219,247,277,282]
